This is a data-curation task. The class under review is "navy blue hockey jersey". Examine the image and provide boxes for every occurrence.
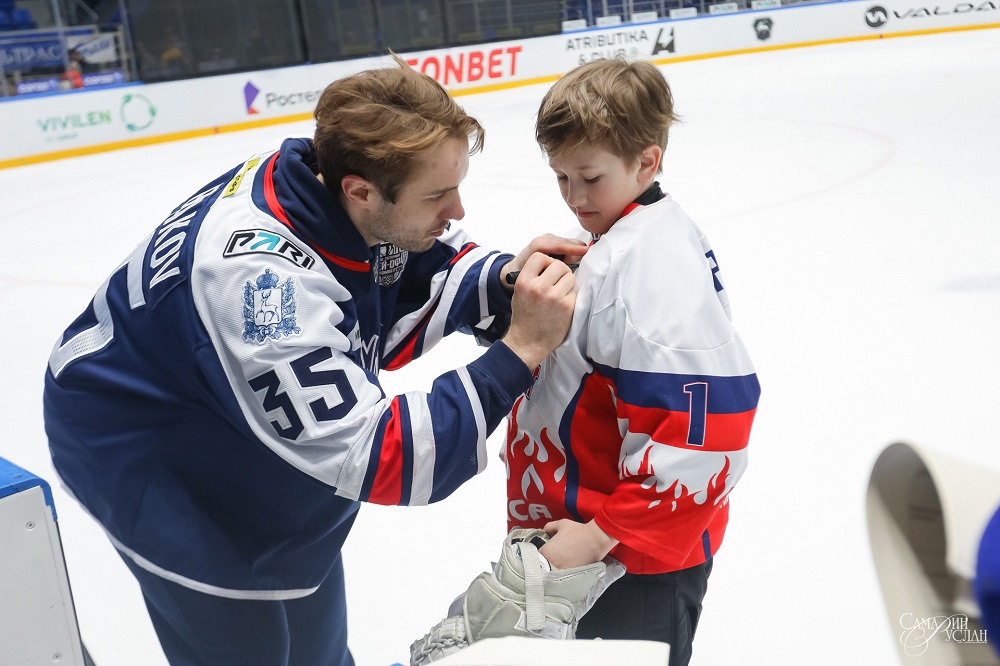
[44,138,532,599]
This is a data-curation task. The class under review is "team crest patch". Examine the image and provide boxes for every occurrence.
[375,243,408,287]
[243,268,301,343]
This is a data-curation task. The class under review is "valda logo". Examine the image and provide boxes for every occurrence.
[865,5,890,26]
[244,81,261,115]
[867,0,998,26]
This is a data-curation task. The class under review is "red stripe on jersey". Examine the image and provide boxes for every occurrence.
[384,244,472,369]
[449,242,477,265]
[624,403,755,452]
[263,153,292,228]
[367,400,405,505]
[311,245,370,272]
[383,295,440,370]
[384,334,419,371]
[263,152,369,273]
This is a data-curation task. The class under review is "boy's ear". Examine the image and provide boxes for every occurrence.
[638,145,662,179]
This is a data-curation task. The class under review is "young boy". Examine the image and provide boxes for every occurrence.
[504,57,761,665]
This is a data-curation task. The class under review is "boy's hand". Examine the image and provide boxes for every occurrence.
[501,234,588,292]
[502,252,576,370]
[539,519,620,569]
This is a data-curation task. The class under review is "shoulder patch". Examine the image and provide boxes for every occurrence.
[225,229,316,269]
[223,157,260,197]
[243,268,301,344]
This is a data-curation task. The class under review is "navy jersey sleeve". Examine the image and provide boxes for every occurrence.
[382,225,514,370]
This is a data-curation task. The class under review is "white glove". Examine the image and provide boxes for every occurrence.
[410,528,625,665]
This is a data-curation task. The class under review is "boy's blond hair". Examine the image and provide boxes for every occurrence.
[313,54,485,203]
[536,58,678,172]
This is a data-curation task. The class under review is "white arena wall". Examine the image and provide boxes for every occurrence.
[1,0,998,169]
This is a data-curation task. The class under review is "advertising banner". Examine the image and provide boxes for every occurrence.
[401,45,527,89]
[70,33,119,65]
[0,28,95,71]
[15,70,125,95]
[2,0,998,168]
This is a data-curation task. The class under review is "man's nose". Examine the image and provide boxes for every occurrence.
[444,194,465,221]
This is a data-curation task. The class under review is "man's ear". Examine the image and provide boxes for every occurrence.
[638,145,662,180]
[341,175,379,210]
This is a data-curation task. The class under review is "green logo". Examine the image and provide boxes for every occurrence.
[120,93,157,132]
[37,110,112,133]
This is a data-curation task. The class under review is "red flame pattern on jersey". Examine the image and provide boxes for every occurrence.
[506,368,752,573]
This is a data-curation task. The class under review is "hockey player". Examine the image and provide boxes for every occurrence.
[43,55,584,666]
[501,58,762,665]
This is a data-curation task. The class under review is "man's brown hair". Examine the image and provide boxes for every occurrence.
[536,57,678,172]
[313,54,485,203]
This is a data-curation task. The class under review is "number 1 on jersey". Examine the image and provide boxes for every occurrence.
[683,382,708,447]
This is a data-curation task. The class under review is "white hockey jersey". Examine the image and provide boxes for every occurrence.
[505,188,760,574]
[44,138,531,598]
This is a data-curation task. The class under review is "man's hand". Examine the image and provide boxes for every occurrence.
[501,252,577,370]
[539,519,620,570]
[500,234,588,292]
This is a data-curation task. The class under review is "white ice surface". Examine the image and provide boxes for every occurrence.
[2,27,999,666]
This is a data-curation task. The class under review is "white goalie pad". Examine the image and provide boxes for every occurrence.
[410,528,625,666]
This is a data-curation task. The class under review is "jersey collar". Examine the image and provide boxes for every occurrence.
[591,182,666,245]
[256,138,372,272]
[620,181,665,218]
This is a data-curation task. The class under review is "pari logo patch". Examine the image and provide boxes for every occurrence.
[244,81,261,115]
[242,268,301,344]
[225,229,315,269]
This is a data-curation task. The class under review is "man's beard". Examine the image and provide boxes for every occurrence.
[367,202,437,253]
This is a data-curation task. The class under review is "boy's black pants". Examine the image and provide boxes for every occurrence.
[576,558,713,666]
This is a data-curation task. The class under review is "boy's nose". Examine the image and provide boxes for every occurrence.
[565,184,586,208]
